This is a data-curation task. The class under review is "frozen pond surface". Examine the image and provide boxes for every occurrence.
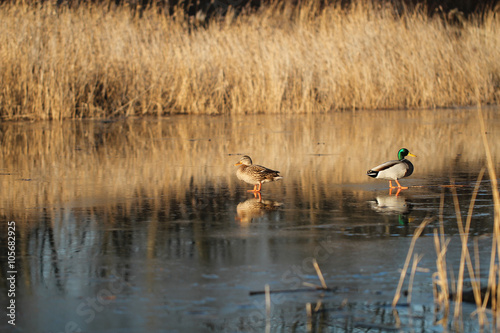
[0,108,499,332]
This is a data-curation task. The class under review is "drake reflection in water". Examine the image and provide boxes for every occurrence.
[369,193,414,225]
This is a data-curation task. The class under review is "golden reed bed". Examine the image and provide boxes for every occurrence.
[0,1,499,120]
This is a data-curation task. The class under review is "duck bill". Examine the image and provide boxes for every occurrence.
[408,153,417,157]
[235,162,242,166]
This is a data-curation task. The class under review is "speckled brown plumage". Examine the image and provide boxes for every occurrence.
[234,155,283,192]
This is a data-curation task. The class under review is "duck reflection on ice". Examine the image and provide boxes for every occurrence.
[369,193,414,224]
[236,194,283,224]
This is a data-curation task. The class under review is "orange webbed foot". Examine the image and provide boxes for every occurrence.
[395,180,408,189]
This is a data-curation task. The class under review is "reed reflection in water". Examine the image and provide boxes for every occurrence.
[0,108,498,332]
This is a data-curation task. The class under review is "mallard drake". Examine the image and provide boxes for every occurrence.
[367,148,416,189]
[234,155,283,193]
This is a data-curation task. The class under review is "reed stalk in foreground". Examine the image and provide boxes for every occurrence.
[402,109,500,331]
[0,1,499,120]
[478,107,500,328]
[392,217,433,307]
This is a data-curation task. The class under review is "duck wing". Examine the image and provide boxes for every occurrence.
[368,160,401,173]
[249,165,281,181]
[368,159,413,180]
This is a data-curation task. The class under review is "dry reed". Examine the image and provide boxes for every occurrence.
[478,107,500,328]
[0,1,499,120]
[392,217,433,307]
[403,109,500,331]
[265,283,271,333]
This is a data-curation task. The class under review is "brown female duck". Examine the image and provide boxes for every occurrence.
[234,155,283,193]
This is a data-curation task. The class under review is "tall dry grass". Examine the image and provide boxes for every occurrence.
[0,1,499,120]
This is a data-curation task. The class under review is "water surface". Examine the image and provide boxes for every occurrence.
[0,108,499,332]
